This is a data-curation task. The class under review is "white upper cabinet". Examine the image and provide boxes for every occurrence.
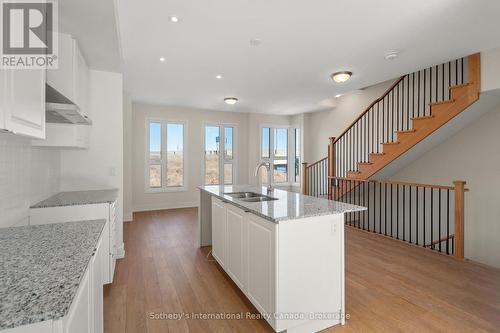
[0,68,46,139]
[47,33,90,118]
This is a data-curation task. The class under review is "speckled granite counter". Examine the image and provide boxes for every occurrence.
[0,220,106,329]
[199,185,366,222]
[30,189,118,209]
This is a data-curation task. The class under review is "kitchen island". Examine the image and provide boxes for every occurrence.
[198,185,366,333]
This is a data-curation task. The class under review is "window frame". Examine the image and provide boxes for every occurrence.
[144,118,188,193]
[202,122,238,186]
[259,124,301,186]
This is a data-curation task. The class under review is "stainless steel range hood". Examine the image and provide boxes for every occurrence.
[45,85,92,125]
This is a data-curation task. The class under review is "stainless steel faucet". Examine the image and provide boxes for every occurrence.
[255,162,273,193]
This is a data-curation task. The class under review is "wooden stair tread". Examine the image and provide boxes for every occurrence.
[450,83,471,89]
[358,162,372,165]
[396,129,416,134]
[382,141,400,145]
[411,115,435,120]
[430,99,455,106]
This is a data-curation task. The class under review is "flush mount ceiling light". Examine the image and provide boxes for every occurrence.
[384,51,399,60]
[224,97,238,105]
[215,75,223,79]
[159,57,166,62]
[335,94,342,98]
[169,16,180,23]
[331,71,352,83]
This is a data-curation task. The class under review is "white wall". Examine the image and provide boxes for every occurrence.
[60,70,124,256]
[0,134,60,228]
[123,92,133,221]
[481,47,500,92]
[303,80,395,163]
[131,103,252,212]
[390,103,500,269]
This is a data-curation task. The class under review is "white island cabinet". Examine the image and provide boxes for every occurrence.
[202,186,365,333]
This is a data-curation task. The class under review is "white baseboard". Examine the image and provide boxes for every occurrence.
[123,211,133,222]
[133,201,197,213]
[115,242,125,259]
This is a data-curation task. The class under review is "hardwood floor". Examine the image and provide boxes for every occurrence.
[104,208,500,333]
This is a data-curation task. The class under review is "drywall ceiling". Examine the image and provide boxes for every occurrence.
[59,0,121,72]
[116,0,500,114]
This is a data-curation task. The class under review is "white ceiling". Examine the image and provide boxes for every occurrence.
[115,0,500,115]
[59,0,121,73]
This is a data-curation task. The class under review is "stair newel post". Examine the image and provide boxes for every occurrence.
[328,137,336,198]
[453,180,466,259]
[302,162,308,195]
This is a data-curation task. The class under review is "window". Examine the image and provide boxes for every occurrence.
[146,120,186,191]
[260,125,300,185]
[204,124,235,185]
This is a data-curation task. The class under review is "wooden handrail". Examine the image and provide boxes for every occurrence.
[328,176,470,192]
[306,157,328,169]
[332,75,406,145]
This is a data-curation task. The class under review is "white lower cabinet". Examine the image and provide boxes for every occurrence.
[226,205,248,290]
[246,213,276,318]
[211,198,227,267]
[210,196,344,333]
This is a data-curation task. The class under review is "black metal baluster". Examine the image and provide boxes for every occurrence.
[409,185,412,243]
[384,183,387,235]
[391,183,394,237]
[397,184,400,239]
[438,188,442,252]
[431,189,434,249]
[407,74,410,130]
[418,70,421,117]
[455,59,458,85]
[379,182,382,234]
[448,61,451,100]
[416,186,419,245]
[423,68,427,116]
[461,58,464,84]
[423,187,426,247]
[446,189,450,255]
[435,65,438,103]
[403,185,406,241]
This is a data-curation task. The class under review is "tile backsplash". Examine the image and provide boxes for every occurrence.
[0,133,60,227]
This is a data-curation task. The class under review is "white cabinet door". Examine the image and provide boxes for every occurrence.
[211,198,226,267]
[226,205,247,289]
[47,33,73,100]
[65,268,90,333]
[247,214,276,317]
[46,33,89,116]
[1,68,45,138]
[91,238,104,333]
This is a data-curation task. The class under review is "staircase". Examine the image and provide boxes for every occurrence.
[302,54,480,200]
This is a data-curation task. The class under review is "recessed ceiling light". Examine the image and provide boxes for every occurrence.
[384,51,399,60]
[331,71,352,83]
[224,97,238,105]
[159,57,166,62]
[169,16,179,23]
[335,94,342,98]
[249,38,262,46]
[216,75,223,79]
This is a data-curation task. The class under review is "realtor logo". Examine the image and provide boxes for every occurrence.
[1,0,58,69]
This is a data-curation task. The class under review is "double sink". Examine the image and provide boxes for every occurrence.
[224,191,278,202]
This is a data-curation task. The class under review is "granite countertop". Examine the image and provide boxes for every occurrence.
[199,185,366,222]
[0,220,106,329]
[30,189,118,209]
